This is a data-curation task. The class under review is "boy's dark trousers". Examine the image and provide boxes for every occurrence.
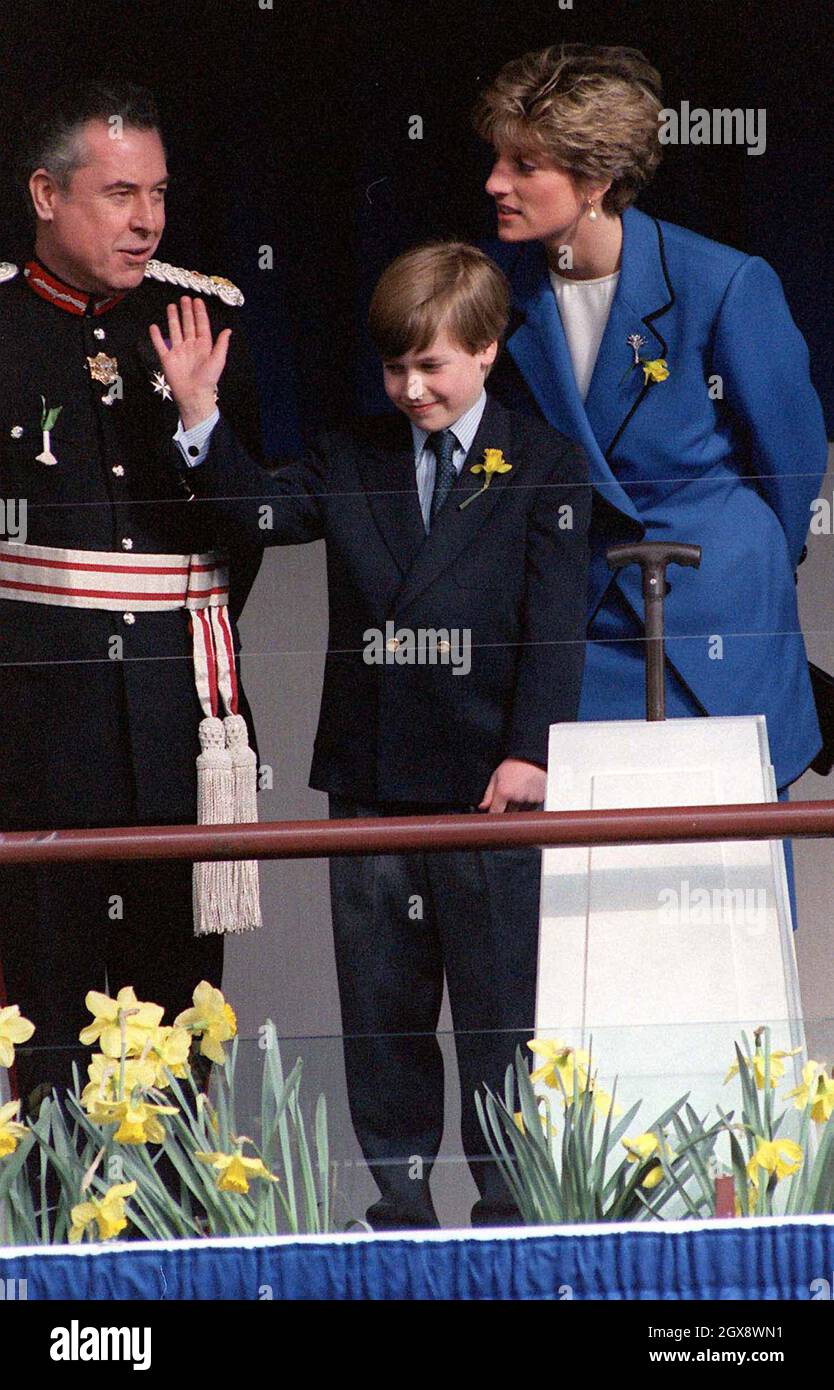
[328,795,541,1230]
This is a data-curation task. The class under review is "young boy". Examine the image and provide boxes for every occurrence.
[153,242,591,1228]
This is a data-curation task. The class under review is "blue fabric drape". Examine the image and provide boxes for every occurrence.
[3,1218,834,1300]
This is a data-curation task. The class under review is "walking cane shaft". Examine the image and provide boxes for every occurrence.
[606,541,702,721]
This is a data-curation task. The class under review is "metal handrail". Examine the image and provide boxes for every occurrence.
[3,799,834,865]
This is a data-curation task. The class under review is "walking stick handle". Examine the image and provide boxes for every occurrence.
[606,542,702,721]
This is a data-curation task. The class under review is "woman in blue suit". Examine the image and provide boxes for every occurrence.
[475,43,828,792]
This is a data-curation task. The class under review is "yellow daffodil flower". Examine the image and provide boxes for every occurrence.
[69,1181,137,1243]
[589,1083,621,1119]
[623,1132,675,1188]
[785,1061,834,1124]
[459,447,513,510]
[527,1041,619,1115]
[195,1148,279,1194]
[81,1052,157,1112]
[622,1132,660,1160]
[747,1136,803,1189]
[471,447,512,480]
[114,1099,178,1145]
[85,1095,178,1144]
[724,1045,801,1091]
[175,981,237,1064]
[0,1100,28,1158]
[641,358,669,384]
[528,1039,590,1094]
[734,1183,758,1216]
[144,1025,192,1085]
[79,986,165,1058]
[0,1005,35,1068]
[512,1104,556,1139]
[807,1072,834,1125]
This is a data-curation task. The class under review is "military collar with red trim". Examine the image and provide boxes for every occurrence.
[23,259,126,316]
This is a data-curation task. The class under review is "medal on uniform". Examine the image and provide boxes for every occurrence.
[151,369,173,401]
[86,351,119,385]
[36,396,62,465]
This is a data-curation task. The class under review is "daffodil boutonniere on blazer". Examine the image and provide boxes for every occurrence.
[459,446,512,510]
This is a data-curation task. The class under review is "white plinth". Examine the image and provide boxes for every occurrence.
[536,715,806,1126]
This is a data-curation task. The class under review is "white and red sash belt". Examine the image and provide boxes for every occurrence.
[0,540,235,721]
[0,541,261,934]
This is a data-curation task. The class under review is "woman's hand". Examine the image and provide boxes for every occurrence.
[479,758,546,812]
[148,296,231,429]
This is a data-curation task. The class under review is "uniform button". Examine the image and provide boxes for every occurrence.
[386,637,400,652]
[436,639,451,654]
[93,327,106,339]
[102,394,114,405]
[123,612,135,625]
[188,445,200,457]
[10,425,23,438]
[121,537,133,550]
[112,465,125,477]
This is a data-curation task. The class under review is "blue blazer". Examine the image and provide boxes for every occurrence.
[488,206,829,786]
[185,397,591,804]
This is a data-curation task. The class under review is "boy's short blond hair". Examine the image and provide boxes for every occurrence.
[473,43,663,216]
[368,242,510,360]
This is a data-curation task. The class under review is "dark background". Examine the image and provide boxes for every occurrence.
[2,0,831,447]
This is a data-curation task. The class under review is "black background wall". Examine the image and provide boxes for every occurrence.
[2,0,831,447]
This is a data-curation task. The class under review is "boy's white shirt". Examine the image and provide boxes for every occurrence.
[410,389,487,530]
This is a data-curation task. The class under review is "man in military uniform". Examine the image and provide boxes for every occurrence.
[0,81,263,1107]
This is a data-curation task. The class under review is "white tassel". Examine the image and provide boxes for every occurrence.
[224,713,262,932]
[193,715,236,936]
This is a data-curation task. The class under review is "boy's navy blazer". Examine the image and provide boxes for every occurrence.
[190,396,591,803]
[486,205,829,786]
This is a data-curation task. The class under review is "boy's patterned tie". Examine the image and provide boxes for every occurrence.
[426,429,458,530]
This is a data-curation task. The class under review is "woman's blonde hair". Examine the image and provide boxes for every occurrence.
[368,241,510,360]
[473,43,664,215]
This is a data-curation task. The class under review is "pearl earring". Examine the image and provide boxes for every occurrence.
[587,200,598,221]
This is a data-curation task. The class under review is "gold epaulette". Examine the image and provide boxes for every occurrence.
[144,259,244,307]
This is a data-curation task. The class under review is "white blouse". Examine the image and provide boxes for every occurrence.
[549,268,620,401]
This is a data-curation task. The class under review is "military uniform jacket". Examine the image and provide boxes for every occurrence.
[0,258,262,830]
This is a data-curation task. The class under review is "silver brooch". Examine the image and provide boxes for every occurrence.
[627,333,647,364]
